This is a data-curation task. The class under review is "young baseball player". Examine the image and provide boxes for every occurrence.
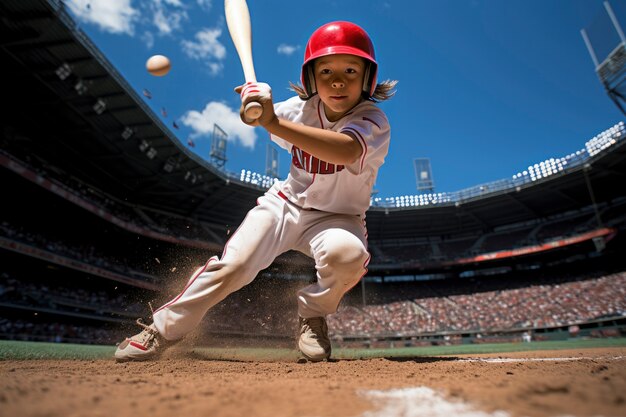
[115,21,396,362]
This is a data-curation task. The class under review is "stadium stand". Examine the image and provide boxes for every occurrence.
[331,270,626,337]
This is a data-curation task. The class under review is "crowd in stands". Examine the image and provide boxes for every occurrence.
[0,221,159,283]
[2,148,219,244]
[328,271,626,336]
[1,268,624,343]
[0,272,146,319]
[0,318,123,344]
[0,270,148,344]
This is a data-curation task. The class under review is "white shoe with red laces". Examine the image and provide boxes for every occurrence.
[115,319,170,362]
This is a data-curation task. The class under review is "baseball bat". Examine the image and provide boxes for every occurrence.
[224,0,263,121]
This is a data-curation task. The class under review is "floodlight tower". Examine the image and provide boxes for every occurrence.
[581,1,626,116]
[580,0,624,241]
[265,143,279,178]
[210,124,228,168]
[414,158,435,193]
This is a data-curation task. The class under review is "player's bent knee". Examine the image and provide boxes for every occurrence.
[325,242,369,270]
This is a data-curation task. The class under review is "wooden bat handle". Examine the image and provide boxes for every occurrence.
[244,101,263,120]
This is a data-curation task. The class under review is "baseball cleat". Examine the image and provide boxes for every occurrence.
[298,316,331,362]
[114,318,168,362]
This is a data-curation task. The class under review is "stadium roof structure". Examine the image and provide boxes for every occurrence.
[2,0,625,246]
[366,142,626,240]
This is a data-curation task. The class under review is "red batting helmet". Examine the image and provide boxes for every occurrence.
[301,21,378,98]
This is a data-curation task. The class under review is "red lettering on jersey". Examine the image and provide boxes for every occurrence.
[291,147,344,175]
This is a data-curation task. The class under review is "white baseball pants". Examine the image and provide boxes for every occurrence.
[152,191,370,341]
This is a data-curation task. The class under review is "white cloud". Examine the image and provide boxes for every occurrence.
[181,28,226,75]
[162,0,184,6]
[197,0,212,11]
[208,62,224,75]
[277,44,300,56]
[65,0,190,37]
[182,28,226,60]
[141,31,155,49]
[65,0,138,35]
[151,3,188,35]
[181,101,257,148]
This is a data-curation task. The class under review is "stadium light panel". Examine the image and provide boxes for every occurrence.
[56,63,71,80]
[163,157,176,173]
[139,140,149,152]
[74,79,88,95]
[121,127,134,140]
[93,99,106,115]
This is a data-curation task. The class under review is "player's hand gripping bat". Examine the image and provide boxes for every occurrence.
[224,0,263,121]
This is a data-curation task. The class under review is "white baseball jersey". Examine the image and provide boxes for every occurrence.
[270,95,390,216]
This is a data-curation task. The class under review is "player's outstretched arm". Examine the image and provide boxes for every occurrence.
[235,82,362,165]
[265,118,362,165]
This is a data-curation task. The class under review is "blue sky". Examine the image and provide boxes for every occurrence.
[63,0,625,198]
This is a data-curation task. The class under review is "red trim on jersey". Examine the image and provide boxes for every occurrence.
[342,127,368,172]
[277,190,289,201]
[362,116,381,129]
[281,173,316,206]
[317,100,325,129]
[153,257,217,314]
[129,341,148,351]
[277,189,321,211]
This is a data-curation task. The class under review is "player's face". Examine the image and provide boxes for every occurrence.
[313,55,365,122]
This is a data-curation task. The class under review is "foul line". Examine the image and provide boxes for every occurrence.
[455,355,625,363]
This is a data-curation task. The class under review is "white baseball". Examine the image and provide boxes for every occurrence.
[146,55,171,76]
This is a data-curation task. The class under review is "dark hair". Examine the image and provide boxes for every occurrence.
[289,79,398,103]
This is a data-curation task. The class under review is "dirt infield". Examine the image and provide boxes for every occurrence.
[1,347,624,417]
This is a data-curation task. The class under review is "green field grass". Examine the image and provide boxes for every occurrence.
[1,338,625,361]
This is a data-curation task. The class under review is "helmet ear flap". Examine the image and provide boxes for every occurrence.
[362,62,378,97]
[302,63,317,98]
[305,65,317,97]
[362,64,371,96]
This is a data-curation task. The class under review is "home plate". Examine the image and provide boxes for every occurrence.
[358,387,511,417]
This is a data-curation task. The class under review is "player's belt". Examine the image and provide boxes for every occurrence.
[277,190,320,211]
